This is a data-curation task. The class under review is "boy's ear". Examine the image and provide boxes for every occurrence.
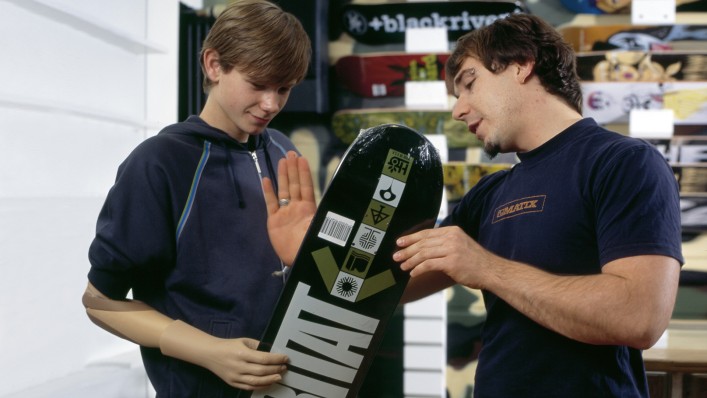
[202,48,222,82]
[515,61,534,84]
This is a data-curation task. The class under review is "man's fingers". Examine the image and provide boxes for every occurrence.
[394,228,443,270]
[396,228,431,248]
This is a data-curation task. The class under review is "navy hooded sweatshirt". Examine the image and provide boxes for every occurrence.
[88,115,297,397]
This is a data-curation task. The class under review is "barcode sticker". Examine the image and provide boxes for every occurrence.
[318,211,355,246]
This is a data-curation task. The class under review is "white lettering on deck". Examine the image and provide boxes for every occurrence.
[251,282,380,398]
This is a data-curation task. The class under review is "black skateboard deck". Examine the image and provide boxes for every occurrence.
[338,1,527,45]
[245,124,444,398]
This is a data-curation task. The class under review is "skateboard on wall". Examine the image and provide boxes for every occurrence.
[337,0,528,45]
[243,124,444,398]
[559,0,707,14]
[559,24,707,52]
[443,162,513,202]
[581,81,707,124]
[650,136,707,161]
[674,165,707,195]
[633,136,707,231]
[666,137,707,199]
[331,107,478,149]
[575,50,707,82]
[335,52,450,98]
[681,195,707,232]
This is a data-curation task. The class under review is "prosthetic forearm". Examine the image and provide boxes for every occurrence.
[82,282,288,389]
[82,282,218,364]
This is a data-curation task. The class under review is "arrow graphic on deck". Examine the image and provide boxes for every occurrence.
[312,247,396,302]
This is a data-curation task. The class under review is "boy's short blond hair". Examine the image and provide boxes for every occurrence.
[200,0,312,93]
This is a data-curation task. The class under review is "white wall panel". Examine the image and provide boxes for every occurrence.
[0,197,131,394]
[404,291,446,397]
[0,108,146,197]
[0,0,179,396]
[404,370,446,396]
[404,345,445,370]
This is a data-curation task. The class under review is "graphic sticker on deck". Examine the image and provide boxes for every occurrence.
[313,149,414,303]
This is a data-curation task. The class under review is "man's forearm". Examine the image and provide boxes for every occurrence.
[481,255,679,348]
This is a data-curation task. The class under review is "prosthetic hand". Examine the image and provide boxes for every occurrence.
[82,283,288,390]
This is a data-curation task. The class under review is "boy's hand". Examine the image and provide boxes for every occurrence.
[263,151,316,265]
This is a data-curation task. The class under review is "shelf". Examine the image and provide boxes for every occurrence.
[4,0,165,54]
[559,11,707,28]
[0,92,160,130]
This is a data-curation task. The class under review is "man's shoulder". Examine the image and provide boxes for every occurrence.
[571,120,661,163]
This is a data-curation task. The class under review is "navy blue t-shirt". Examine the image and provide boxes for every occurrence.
[443,118,683,397]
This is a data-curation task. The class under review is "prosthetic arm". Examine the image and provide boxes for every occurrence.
[82,282,217,361]
[82,282,288,390]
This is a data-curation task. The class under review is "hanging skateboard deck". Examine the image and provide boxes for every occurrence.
[650,136,707,162]
[558,24,707,52]
[681,195,707,232]
[576,50,707,82]
[559,0,707,14]
[669,136,707,196]
[443,162,514,202]
[332,107,478,149]
[244,124,444,398]
[338,1,527,45]
[335,52,450,98]
[674,165,707,193]
[653,136,707,194]
[581,81,707,124]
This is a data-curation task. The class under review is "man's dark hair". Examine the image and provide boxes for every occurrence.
[445,13,582,113]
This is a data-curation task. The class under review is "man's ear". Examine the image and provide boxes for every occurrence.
[515,61,534,84]
[202,48,222,82]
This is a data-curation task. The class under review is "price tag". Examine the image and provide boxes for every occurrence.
[405,27,448,53]
[405,81,448,109]
[629,109,674,139]
[632,0,676,24]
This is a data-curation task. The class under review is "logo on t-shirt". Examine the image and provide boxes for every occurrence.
[492,195,546,223]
